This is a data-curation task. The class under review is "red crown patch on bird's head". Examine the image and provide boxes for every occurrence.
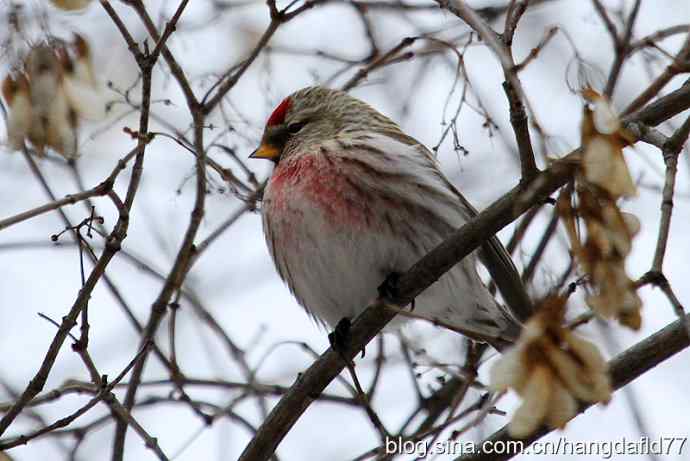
[267,97,291,126]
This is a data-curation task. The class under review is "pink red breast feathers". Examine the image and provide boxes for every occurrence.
[255,87,427,231]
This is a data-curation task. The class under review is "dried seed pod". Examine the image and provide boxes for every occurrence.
[72,33,96,87]
[49,0,92,11]
[2,73,32,151]
[23,45,79,158]
[45,88,79,158]
[490,296,612,437]
[62,34,106,120]
[558,90,643,329]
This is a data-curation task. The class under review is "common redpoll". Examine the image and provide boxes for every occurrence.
[252,86,530,349]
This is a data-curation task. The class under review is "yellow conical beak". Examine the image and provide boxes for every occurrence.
[249,143,280,160]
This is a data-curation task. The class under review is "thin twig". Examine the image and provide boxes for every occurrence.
[456,312,690,461]
[235,83,690,461]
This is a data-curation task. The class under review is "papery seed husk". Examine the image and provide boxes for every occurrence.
[50,0,92,11]
[521,318,546,343]
[543,342,602,402]
[619,307,642,331]
[587,220,613,256]
[45,88,78,158]
[4,82,32,151]
[621,212,641,236]
[583,136,637,197]
[562,330,608,372]
[546,378,578,429]
[490,347,526,392]
[601,205,634,256]
[593,98,620,135]
[63,76,107,120]
[509,366,552,438]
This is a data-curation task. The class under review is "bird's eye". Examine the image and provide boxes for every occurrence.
[287,121,306,134]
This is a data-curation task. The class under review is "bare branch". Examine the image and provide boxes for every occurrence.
[457,312,690,461]
[235,80,690,461]
[436,0,539,181]
[624,28,690,115]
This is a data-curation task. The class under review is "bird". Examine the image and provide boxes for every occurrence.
[250,86,531,350]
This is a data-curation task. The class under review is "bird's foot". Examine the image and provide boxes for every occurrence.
[378,272,415,311]
[378,272,401,302]
[328,318,364,361]
[328,317,352,351]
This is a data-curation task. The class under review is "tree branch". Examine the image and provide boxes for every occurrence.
[435,0,539,181]
[456,312,690,461]
[235,78,690,461]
